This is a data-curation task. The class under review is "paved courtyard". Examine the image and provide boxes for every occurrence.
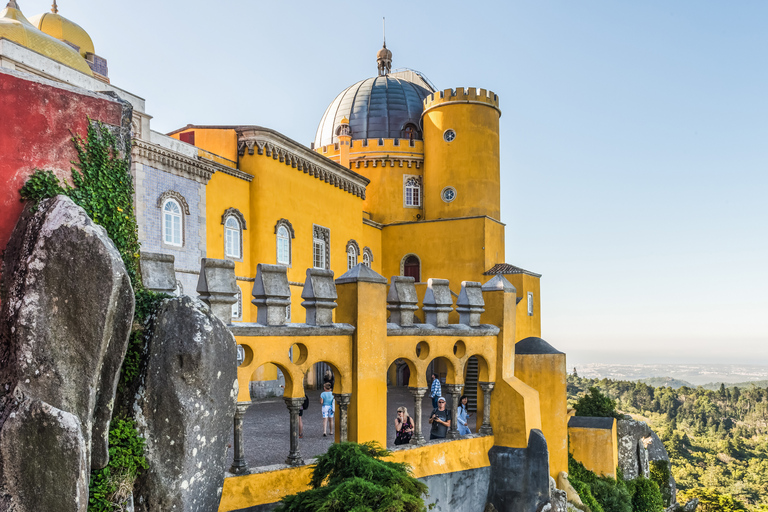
[227,386,477,469]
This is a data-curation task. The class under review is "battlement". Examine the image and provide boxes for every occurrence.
[422,87,500,114]
[315,137,425,157]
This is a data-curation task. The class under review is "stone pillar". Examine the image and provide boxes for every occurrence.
[333,393,352,442]
[302,268,337,326]
[408,387,428,445]
[386,276,418,326]
[456,281,485,326]
[229,401,251,474]
[139,252,176,294]
[284,397,305,466]
[478,381,495,435]
[445,384,463,439]
[335,265,388,444]
[422,278,453,327]
[252,263,291,325]
[196,258,238,322]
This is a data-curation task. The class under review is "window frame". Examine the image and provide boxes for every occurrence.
[231,287,242,321]
[224,216,242,259]
[162,198,183,247]
[403,175,422,208]
[312,225,330,270]
[527,292,534,316]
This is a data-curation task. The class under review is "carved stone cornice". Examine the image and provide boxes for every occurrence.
[352,157,423,170]
[237,128,369,199]
[132,139,253,184]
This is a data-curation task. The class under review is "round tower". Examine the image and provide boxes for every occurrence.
[421,87,501,220]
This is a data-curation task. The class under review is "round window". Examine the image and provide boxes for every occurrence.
[443,129,456,142]
[441,187,457,203]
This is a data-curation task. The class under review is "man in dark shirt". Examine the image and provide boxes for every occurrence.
[428,396,451,440]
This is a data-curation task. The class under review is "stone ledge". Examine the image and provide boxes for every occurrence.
[386,324,500,337]
[229,323,355,336]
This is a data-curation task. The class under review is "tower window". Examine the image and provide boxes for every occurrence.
[404,176,421,208]
[402,123,420,140]
[231,288,242,320]
[224,216,241,259]
[443,129,456,142]
[162,198,183,247]
[363,247,373,268]
[277,226,290,264]
[441,186,457,203]
[527,292,534,316]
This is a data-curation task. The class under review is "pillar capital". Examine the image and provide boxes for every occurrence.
[301,268,337,326]
[333,393,352,406]
[196,258,237,322]
[444,384,464,394]
[408,386,428,399]
[423,278,453,327]
[139,252,176,294]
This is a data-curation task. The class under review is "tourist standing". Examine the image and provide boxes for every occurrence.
[430,373,441,409]
[428,397,451,440]
[394,406,414,445]
[320,382,335,437]
[457,395,472,435]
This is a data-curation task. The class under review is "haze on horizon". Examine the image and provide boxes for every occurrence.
[23,0,767,366]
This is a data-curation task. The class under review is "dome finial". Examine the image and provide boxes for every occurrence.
[6,0,20,9]
[51,0,58,13]
[376,18,392,76]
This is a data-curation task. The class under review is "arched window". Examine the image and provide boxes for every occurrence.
[402,254,421,282]
[346,239,360,270]
[402,123,420,140]
[225,216,241,258]
[163,199,183,247]
[277,226,290,264]
[363,247,373,268]
[231,288,242,320]
[404,176,421,208]
[275,219,295,265]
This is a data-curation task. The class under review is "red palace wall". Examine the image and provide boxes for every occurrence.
[0,69,125,254]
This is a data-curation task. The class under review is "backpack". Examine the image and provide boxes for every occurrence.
[302,396,309,410]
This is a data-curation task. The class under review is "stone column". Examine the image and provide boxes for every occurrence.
[445,384,463,439]
[408,387,428,445]
[478,381,495,435]
[284,397,305,466]
[229,401,252,474]
[333,393,352,442]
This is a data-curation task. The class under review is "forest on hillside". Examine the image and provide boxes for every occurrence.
[567,373,768,512]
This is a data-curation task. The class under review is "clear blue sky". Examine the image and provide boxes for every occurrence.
[23,1,768,365]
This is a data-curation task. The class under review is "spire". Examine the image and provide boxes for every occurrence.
[6,1,20,9]
[376,18,392,77]
[51,0,57,13]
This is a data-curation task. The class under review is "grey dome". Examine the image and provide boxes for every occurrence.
[314,76,432,148]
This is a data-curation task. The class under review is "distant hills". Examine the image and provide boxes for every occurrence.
[573,363,768,387]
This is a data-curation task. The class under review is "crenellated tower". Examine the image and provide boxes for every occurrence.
[421,87,501,221]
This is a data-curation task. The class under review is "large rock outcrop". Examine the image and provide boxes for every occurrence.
[133,296,237,512]
[618,418,677,506]
[0,196,135,512]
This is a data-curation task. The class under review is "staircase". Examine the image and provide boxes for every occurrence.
[464,356,479,412]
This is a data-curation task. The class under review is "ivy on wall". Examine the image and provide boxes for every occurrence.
[20,121,161,512]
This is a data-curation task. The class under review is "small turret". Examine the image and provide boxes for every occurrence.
[376,43,391,76]
[335,117,352,168]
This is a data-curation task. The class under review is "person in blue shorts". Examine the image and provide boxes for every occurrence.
[320,382,335,437]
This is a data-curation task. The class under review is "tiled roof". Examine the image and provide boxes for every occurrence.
[483,263,542,278]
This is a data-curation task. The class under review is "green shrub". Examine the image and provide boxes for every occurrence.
[275,442,429,512]
[88,419,148,512]
[650,460,672,507]
[625,477,664,512]
[574,387,621,419]
[19,169,64,205]
[591,477,632,512]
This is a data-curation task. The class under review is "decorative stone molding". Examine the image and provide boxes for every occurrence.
[345,239,360,255]
[354,158,422,170]
[139,252,175,294]
[274,218,295,238]
[363,246,373,263]
[236,128,368,199]
[133,138,252,183]
[221,207,246,230]
[156,190,190,215]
